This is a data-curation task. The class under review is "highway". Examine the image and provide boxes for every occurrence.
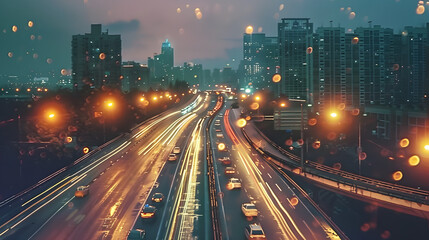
[0,93,211,240]
[130,94,220,239]
[209,98,344,240]
[0,91,347,240]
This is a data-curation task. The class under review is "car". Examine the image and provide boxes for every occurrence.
[227,178,241,189]
[241,203,258,217]
[216,133,224,138]
[224,167,235,175]
[173,147,181,154]
[74,185,89,198]
[140,204,157,219]
[151,193,164,203]
[219,157,231,165]
[127,229,146,240]
[215,129,222,132]
[245,223,266,239]
[168,153,177,161]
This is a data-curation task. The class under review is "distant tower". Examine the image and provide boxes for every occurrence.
[148,39,174,88]
[72,24,122,90]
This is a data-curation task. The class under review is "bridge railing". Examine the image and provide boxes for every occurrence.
[244,126,429,205]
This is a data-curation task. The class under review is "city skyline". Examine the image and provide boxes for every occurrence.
[1,0,428,76]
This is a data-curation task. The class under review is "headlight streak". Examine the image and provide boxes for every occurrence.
[0,141,130,235]
[166,118,204,240]
[0,95,208,238]
[224,109,307,240]
[140,95,207,155]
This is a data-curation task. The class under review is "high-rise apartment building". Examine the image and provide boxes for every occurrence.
[242,33,279,91]
[72,24,121,90]
[278,18,314,102]
[400,26,428,104]
[121,61,149,92]
[313,27,346,112]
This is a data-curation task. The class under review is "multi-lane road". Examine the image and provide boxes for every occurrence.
[209,100,343,240]
[0,92,346,240]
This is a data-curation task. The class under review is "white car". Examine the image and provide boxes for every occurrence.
[216,133,224,138]
[168,153,177,161]
[245,223,266,239]
[241,203,258,217]
[173,147,181,154]
[227,178,241,189]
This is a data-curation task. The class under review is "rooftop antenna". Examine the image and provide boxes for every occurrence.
[368,21,372,28]
[330,20,333,28]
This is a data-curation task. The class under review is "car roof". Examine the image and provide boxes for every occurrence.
[249,223,263,231]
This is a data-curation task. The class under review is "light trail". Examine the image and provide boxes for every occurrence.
[224,109,307,240]
[165,118,204,240]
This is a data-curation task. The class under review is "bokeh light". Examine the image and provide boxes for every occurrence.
[392,171,403,181]
[272,74,281,83]
[306,47,313,54]
[416,5,425,14]
[218,143,226,151]
[245,25,254,34]
[399,138,410,148]
[236,118,247,128]
[308,118,317,126]
[250,102,259,110]
[99,53,106,60]
[83,147,90,154]
[290,197,299,206]
[28,21,34,28]
[352,37,359,44]
[408,155,420,167]
[12,25,17,32]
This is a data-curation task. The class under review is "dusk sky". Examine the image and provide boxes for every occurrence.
[1,0,428,75]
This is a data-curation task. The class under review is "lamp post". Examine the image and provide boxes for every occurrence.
[330,109,363,175]
[103,100,115,143]
[357,114,362,175]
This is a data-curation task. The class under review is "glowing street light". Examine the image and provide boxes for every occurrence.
[280,102,286,108]
[255,96,261,102]
[330,112,338,118]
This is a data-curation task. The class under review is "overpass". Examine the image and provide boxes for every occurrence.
[231,109,429,219]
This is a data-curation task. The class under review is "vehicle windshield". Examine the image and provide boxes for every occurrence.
[252,230,264,235]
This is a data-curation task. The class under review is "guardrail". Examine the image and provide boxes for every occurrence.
[246,126,429,205]
[205,94,224,240]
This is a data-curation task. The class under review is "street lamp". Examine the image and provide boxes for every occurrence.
[102,99,115,142]
[329,109,363,175]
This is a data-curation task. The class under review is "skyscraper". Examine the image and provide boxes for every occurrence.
[400,26,428,104]
[72,24,121,90]
[242,33,279,91]
[278,18,314,102]
[354,25,389,106]
[148,39,174,87]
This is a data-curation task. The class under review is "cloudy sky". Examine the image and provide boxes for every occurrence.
[0,0,427,75]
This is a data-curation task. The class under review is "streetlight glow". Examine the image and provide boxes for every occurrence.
[330,112,338,118]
